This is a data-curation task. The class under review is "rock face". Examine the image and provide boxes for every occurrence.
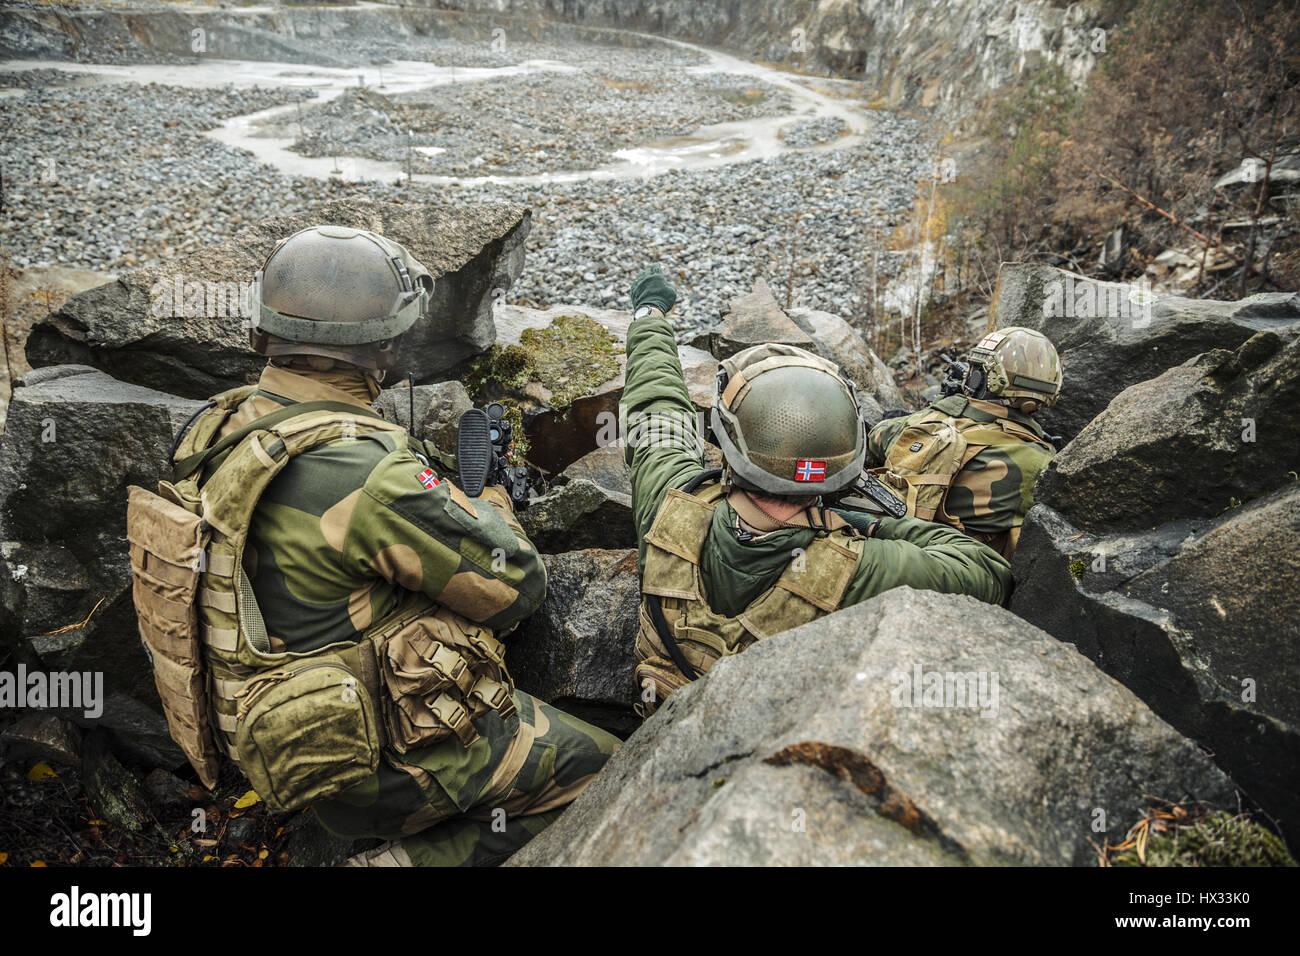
[423,0,1106,122]
[506,549,641,736]
[373,380,473,452]
[25,198,530,399]
[988,263,1300,442]
[518,479,635,553]
[508,588,1236,866]
[1011,333,1300,844]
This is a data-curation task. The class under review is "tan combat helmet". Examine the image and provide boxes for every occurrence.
[710,343,866,497]
[967,327,1063,412]
[252,225,434,374]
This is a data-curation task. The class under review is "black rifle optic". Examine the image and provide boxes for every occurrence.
[456,402,534,509]
[939,352,975,399]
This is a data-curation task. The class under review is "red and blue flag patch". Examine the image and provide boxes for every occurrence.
[416,468,440,489]
[795,459,826,482]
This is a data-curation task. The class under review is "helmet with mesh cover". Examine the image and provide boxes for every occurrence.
[709,343,866,496]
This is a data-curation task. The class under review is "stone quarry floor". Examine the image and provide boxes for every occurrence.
[0,19,937,336]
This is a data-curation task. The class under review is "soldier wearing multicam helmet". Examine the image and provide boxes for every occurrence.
[866,326,1062,559]
[622,267,1013,711]
[152,225,617,866]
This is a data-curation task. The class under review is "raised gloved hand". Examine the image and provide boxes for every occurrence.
[630,266,677,315]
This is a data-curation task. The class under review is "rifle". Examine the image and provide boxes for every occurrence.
[836,470,908,519]
[456,402,535,509]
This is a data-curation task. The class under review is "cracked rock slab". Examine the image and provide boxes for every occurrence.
[507,587,1235,866]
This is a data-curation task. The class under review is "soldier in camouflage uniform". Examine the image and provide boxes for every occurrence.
[192,226,618,865]
[866,328,1062,559]
[623,267,1013,708]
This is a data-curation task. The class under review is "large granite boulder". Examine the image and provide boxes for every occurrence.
[508,588,1237,866]
[26,198,531,398]
[689,279,817,359]
[506,549,641,736]
[788,305,904,416]
[0,365,205,769]
[988,263,1300,442]
[1011,333,1300,844]
[561,445,632,498]
[1035,331,1300,533]
[518,479,634,553]
[0,366,205,636]
[373,380,473,452]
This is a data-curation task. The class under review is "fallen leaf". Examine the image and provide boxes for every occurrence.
[0,852,8,864]
[31,861,47,867]
[233,790,261,810]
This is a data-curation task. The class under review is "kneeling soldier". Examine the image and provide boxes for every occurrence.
[866,327,1062,559]
[128,226,617,866]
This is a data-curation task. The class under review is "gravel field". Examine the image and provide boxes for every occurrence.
[444,110,931,333]
[290,70,792,177]
[0,35,934,336]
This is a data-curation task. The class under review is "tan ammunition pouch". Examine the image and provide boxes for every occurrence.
[635,481,864,714]
[126,385,517,810]
[868,410,1051,531]
[126,483,223,788]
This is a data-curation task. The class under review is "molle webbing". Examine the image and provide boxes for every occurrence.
[171,399,386,482]
[638,480,861,690]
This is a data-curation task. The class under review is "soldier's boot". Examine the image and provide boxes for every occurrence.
[343,809,566,867]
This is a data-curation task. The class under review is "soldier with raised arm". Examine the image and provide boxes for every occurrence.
[620,267,1013,711]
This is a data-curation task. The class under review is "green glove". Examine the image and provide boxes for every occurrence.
[630,266,677,315]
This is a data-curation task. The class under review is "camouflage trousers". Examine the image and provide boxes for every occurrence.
[315,690,618,866]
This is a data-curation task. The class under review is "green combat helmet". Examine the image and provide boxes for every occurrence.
[710,343,866,496]
[252,225,434,375]
[966,327,1063,413]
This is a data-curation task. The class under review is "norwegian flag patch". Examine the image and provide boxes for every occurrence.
[416,468,440,489]
[795,459,827,482]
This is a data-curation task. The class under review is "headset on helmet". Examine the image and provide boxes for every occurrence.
[965,326,1063,412]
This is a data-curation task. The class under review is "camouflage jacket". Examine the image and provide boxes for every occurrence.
[867,394,1056,545]
[622,311,1012,615]
[212,365,546,654]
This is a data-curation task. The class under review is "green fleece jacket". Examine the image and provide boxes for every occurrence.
[621,311,1013,615]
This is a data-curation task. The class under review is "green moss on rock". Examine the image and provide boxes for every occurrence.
[1111,810,1296,867]
[517,314,620,413]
